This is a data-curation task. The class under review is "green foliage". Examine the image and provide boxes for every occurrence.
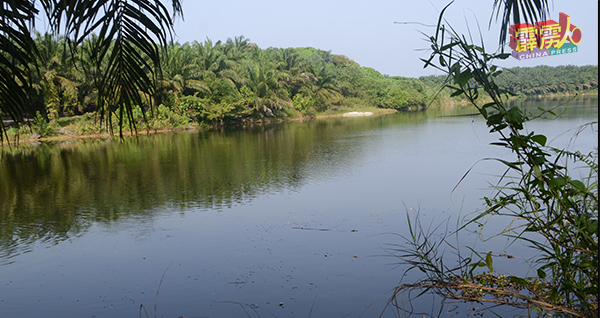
[0,1,183,139]
[420,65,598,98]
[5,23,596,136]
[391,4,598,317]
[495,65,598,95]
[292,88,316,116]
[75,113,107,135]
[33,111,57,138]
[385,85,425,110]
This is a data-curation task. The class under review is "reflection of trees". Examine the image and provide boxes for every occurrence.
[508,95,599,119]
[3,99,593,262]
[0,116,400,261]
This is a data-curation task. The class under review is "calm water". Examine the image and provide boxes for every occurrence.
[0,95,597,317]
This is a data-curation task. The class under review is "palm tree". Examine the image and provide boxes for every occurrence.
[0,0,549,138]
[237,48,290,117]
[158,41,209,104]
[223,35,255,61]
[0,0,183,139]
[75,35,105,113]
[492,0,550,47]
[192,39,226,79]
[305,60,342,110]
[190,39,242,106]
[273,48,312,97]
[32,32,79,121]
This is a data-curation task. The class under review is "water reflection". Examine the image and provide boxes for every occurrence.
[0,95,596,316]
[0,111,432,262]
[1,95,598,264]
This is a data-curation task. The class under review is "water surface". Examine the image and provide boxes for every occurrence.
[0,95,597,317]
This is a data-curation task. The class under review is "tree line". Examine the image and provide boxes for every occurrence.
[420,64,598,98]
[5,32,598,135]
[23,33,433,126]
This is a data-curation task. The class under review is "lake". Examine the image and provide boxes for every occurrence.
[0,95,597,317]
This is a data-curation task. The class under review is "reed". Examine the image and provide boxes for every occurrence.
[384,3,598,317]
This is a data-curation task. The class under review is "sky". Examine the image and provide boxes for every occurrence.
[172,0,598,78]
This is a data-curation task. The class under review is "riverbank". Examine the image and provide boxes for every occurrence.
[1,106,397,148]
[1,92,595,150]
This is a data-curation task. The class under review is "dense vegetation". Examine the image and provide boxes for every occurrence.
[420,64,598,99]
[386,2,598,317]
[12,34,433,128]
[3,32,597,142]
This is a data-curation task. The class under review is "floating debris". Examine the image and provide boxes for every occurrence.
[291,227,330,231]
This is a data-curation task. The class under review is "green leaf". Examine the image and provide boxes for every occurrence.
[508,276,528,286]
[537,268,547,279]
[455,70,473,87]
[489,123,507,132]
[510,135,523,149]
[506,106,525,124]
[588,220,598,234]
[552,177,567,187]
[440,42,459,51]
[485,251,494,272]
[439,55,446,67]
[420,57,434,69]
[450,90,463,97]
[569,180,587,193]
[533,165,542,179]
[469,261,487,268]
[487,113,504,126]
[531,134,547,146]
[482,102,497,109]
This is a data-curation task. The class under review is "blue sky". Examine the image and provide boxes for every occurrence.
[173,0,598,78]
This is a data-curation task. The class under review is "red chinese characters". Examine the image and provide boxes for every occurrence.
[509,13,582,52]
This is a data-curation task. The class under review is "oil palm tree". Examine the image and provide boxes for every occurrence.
[75,35,105,113]
[491,0,550,47]
[223,35,255,62]
[158,41,209,103]
[192,39,226,79]
[0,0,549,138]
[0,0,183,139]
[33,32,80,121]
[273,48,312,97]
[237,48,290,117]
[305,60,342,110]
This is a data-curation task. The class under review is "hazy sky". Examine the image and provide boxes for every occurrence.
[172,0,598,78]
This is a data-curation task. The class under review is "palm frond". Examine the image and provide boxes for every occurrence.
[491,0,551,47]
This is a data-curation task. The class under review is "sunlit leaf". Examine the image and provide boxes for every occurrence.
[485,251,494,272]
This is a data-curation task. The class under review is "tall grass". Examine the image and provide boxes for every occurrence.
[385,4,598,317]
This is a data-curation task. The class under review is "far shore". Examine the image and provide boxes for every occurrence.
[1,107,396,148]
[2,92,596,149]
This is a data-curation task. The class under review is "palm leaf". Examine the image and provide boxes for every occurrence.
[491,0,550,47]
[0,1,40,139]
[1,0,182,139]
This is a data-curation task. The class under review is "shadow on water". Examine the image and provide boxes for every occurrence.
[0,94,596,317]
[1,95,597,263]
[0,110,434,264]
